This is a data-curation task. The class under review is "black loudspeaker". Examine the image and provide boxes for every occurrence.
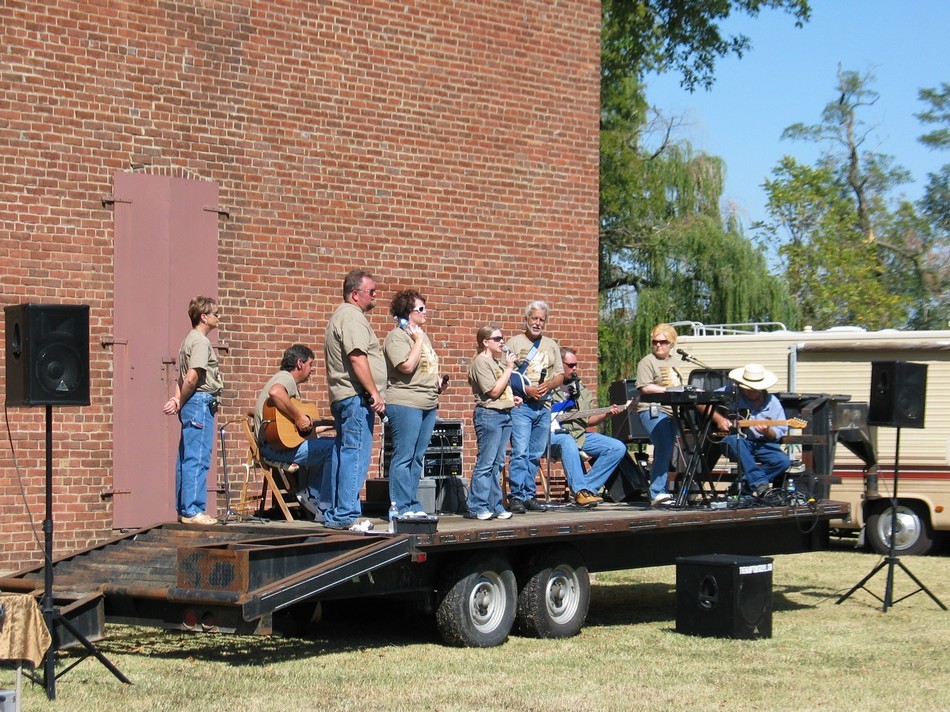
[604,451,649,502]
[5,303,90,406]
[675,554,773,639]
[609,379,649,442]
[867,361,927,429]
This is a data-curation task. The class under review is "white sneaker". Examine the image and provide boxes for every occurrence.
[348,519,375,533]
[651,493,673,507]
[476,511,495,520]
[496,511,513,520]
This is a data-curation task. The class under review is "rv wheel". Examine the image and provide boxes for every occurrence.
[866,503,933,556]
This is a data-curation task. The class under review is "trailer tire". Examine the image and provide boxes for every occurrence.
[516,546,589,638]
[436,553,517,647]
[866,503,933,556]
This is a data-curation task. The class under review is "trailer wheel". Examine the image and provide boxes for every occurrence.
[516,546,589,638]
[436,553,516,647]
[866,503,933,556]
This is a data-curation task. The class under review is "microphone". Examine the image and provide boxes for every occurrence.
[676,348,691,359]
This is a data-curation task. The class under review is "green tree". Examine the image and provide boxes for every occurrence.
[762,69,947,329]
[598,1,808,386]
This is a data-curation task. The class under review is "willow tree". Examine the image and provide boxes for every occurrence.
[598,1,806,386]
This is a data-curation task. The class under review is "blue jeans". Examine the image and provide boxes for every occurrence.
[719,436,791,490]
[639,410,677,500]
[261,437,334,508]
[551,431,627,494]
[386,404,437,514]
[175,392,217,518]
[322,395,375,527]
[508,402,550,502]
[468,407,511,516]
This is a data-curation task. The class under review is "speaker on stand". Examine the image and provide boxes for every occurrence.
[837,361,945,612]
[4,304,129,699]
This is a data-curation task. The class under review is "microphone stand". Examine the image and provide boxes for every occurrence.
[676,349,712,369]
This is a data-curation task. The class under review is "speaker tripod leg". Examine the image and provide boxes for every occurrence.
[835,558,889,606]
[888,558,947,611]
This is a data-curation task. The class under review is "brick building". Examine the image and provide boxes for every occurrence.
[0,1,601,572]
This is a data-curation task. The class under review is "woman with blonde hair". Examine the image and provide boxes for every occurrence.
[636,323,686,507]
[466,325,521,520]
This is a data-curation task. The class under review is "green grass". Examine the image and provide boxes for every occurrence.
[4,548,949,711]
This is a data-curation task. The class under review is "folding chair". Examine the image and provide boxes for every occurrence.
[238,412,302,521]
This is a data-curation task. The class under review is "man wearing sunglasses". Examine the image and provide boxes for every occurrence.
[505,300,564,513]
[322,269,387,532]
[550,347,627,508]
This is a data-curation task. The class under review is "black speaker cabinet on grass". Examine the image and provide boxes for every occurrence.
[675,554,773,639]
[868,360,927,429]
[5,303,90,406]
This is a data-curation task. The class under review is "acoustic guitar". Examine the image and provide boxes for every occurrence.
[262,401,332,450]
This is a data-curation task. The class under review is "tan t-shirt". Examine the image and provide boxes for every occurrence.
[468,352,515,410]
[324,302,386,404]
[384,327,439,409]
[505,332,563,391]
[254,370,299,443]
[636,352,685,414]
[178,328,223,395]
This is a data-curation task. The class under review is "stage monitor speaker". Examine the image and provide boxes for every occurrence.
[867,361,927,429]
[5,303,90,407]
[604,451,649,502]
[609,379,649,442]
[675,554,773,639]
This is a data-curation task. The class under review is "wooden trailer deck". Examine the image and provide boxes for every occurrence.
[0,499,846,638]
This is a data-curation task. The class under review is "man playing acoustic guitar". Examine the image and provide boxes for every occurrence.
[711,363,791,498]
[254,344,334,520]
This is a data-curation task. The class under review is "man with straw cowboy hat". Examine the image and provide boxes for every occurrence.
[710,363,791,497]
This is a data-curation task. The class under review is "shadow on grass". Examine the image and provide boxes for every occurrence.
[77,578,848,664]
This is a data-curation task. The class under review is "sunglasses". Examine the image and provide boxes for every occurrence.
[651,339,670,345]
[564,362,578,368]
[357,288,378,297]
[487,336,504,342]
[411,305,426,313]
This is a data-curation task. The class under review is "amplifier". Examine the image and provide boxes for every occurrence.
[383,451,463,479]
[382,419,464,454]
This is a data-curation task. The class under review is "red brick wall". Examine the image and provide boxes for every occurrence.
[0,1,600,572]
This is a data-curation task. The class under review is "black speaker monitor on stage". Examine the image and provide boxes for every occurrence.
[5,303,90,407]
[867,361,927,429]
[609,379,650,442]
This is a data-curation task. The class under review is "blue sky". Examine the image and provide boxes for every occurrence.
[645,0,949,231]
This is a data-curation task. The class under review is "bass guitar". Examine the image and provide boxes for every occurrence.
[262,401,333,450]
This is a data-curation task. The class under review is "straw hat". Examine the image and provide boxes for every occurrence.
[728,363,778,391]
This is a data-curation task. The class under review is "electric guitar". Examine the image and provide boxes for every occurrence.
[262,401,333,450]
[709,414,807,442]
[555,399,634,424]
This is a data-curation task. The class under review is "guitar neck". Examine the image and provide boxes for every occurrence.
[556,400,631,423]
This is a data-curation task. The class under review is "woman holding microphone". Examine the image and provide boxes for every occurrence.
[466,325,521,520]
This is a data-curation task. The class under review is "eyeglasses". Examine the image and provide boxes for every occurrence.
[651,339,670,345]
[357,288,378,297]
[487,336,504,342]
[564,362,578,368]
[411,305,426,313]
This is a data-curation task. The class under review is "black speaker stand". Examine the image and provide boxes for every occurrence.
[30,405,131,699]
[836,428,946,612]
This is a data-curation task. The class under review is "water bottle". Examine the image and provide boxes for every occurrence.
[388,501,398,533]
[787,477,796,497]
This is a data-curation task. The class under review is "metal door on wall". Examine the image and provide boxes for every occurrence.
[111,173,220,528]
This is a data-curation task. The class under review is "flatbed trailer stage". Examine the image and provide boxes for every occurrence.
[0,500,846,648]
